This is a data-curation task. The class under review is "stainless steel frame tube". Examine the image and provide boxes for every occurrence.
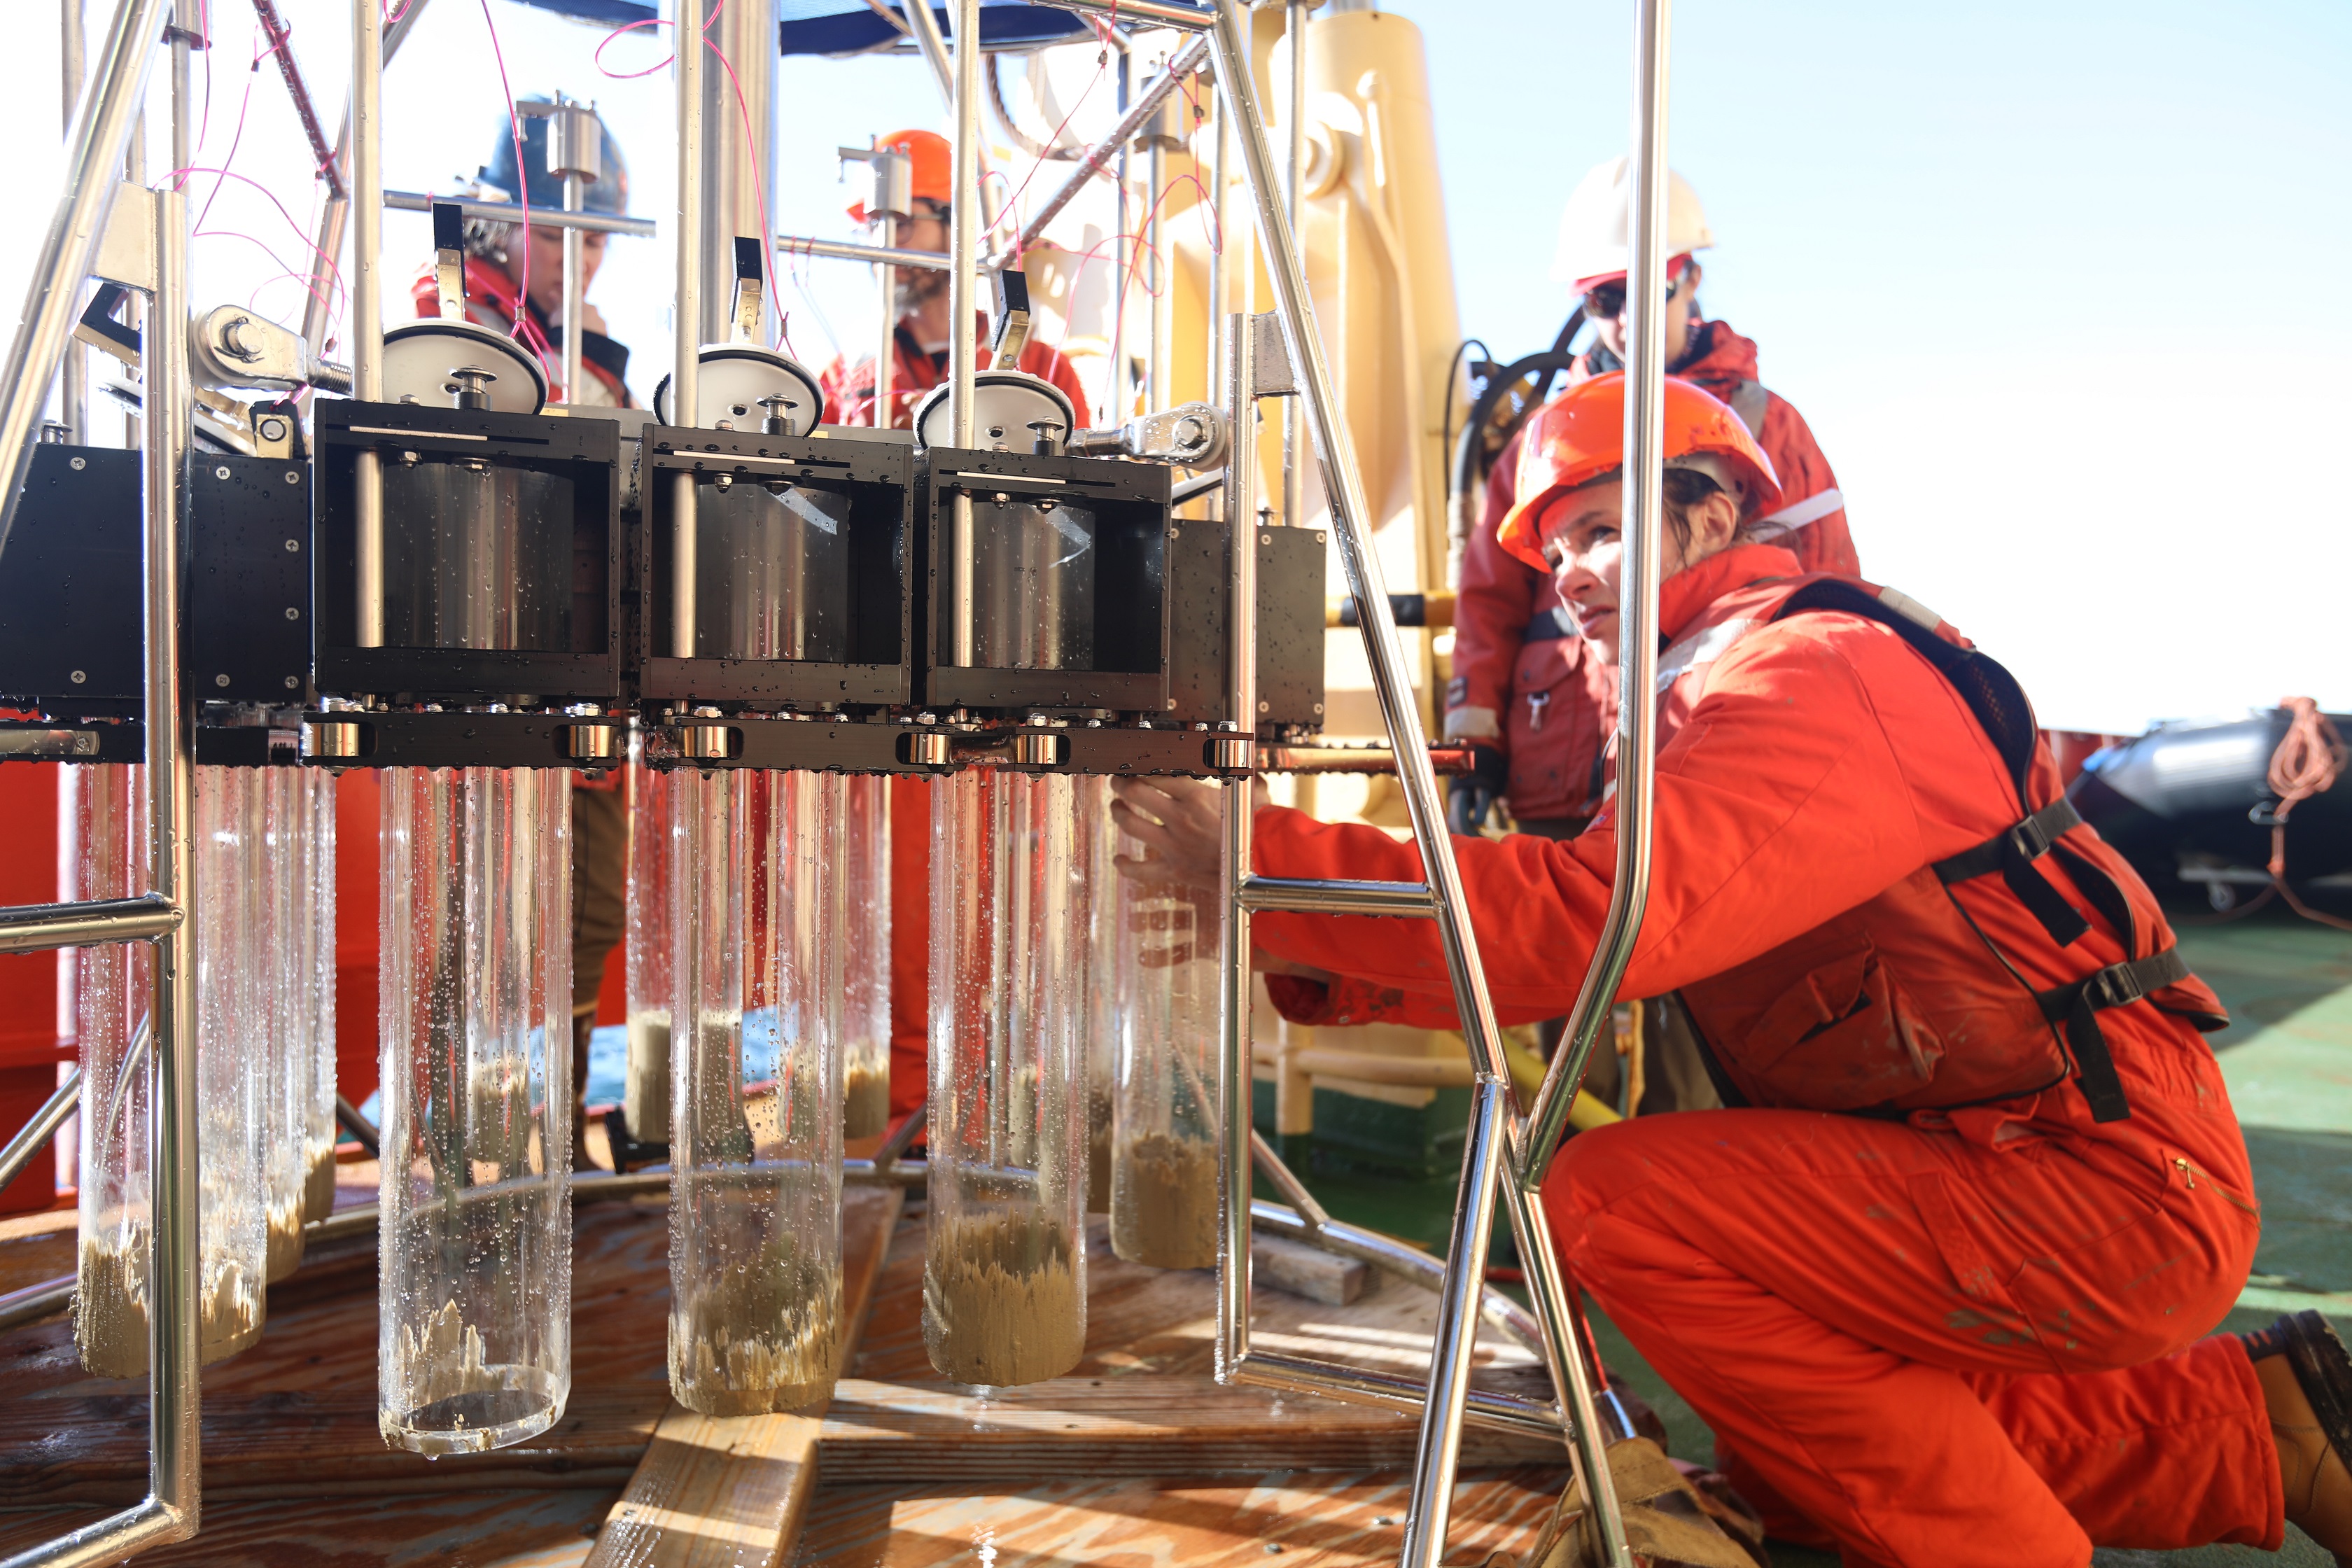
[0,895,182,953]
[350,0,385,648]
[561,173,586,404]
[875,214,896,426]
[60,0,89,445]
[1005,36,1209,260]
[0,1068,80,1199]
[946,0,981,664]
[1282,0,1307,529]
[776,234,945,272]
[1519,0,1672,1188]
[300,0,429,365]
[381,190,654,237]
[1234,876,1432,918]
[671,0,706,656]
[18,176,208,1568]
[1215,312,1255,1378]
[0,0,170,561]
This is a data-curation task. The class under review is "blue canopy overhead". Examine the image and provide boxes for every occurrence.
[505,1,1208,55]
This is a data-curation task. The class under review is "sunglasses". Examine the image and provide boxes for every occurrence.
[1582,270,1686,321]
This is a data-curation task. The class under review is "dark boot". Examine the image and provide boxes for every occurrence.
[2247,1310,2352,1563]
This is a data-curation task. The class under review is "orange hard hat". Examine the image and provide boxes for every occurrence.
[847,128,951,223]
[1494,371,1783,573]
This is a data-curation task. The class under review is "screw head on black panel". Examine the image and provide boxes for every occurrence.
[284,539,299,552]
[284,607,299,620]
[283,676,298,690]
[69,457,85,471]
[69,670,85,684]
[215,465,231,479]
[214,673,230,687]
[284,470,300,484]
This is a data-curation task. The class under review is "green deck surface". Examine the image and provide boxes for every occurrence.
[1270,908,2352,1565]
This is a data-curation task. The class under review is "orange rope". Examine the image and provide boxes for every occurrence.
[2265,697,2352,930]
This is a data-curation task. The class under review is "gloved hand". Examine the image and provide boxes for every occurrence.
[1448,743,1508,836]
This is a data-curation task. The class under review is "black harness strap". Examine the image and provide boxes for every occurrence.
[1764,580,2215,1125]
[1932,797,2092,947]
[2035,948,2194,1124]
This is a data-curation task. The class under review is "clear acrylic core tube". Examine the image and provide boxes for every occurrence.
[667,767,844,1415]
[378,766,572,1455]
[1110,787,1225,1270]
[925,769,1091,1387]
[624,753,673,1151]
[841,774,891,1139]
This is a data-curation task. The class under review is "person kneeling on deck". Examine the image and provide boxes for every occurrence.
[1110,374,2352,1564]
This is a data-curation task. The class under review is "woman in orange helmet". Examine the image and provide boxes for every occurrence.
[1112,374,2351,1564]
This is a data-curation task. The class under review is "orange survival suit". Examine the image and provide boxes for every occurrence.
[1254,542,2280,1562]
[819,315,1091,432]
[1450,320,1849,827]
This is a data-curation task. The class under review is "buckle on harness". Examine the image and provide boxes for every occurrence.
[2088,963,2148,1011]
[2008,814,2054,862]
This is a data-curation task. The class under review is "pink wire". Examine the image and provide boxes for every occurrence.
[170,164,349,318]
[192,20,265,245]
[700,4,788,354]
[476,0,557,365]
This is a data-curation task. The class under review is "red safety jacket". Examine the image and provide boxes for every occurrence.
[1262,545,2226,1126]
[407,255,631,409]
[820,315,1092,430]
[1449,321,1849,823]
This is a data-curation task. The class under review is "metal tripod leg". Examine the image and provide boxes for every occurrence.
[1198,4,1635,1563]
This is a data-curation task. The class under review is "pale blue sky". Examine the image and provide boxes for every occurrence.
[4,0,2344,729]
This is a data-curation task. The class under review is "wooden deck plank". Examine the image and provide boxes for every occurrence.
[789,1469,1563,1568]
[582,1184,905,1568]
[0,1488,615,1567]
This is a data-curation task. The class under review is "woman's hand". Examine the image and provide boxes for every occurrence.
[1109,777,1329,984]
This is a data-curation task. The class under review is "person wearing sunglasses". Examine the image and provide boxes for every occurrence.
[1444,158,1856,1114]
[1110,373,2348,1567]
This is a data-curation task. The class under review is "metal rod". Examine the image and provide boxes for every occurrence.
[1004,35,1210,260]
[671,0,706,657]
[775,232,946,272]
[60,0,90,444]
[334,1093,379,1158]
[0,895,182,953]
[1234,876,1434,918]
[1147,141,1170,412]
[561,172,585,404]
[946,0,979,447]
[1107,50,1130,422]
[300,0,429,363]
[251,0,343,201]
[146,162,201,1559]
[1397,1077,1509,1568]
[897,0,953,104]
[1499,1175,1634,1564]
[1235,1347,1564,1439]
[1216,309,1256,1381]
[873,1097,925,1168]
[1282,0,1307,529]
[0,0,170,561]
[945,0,981,666]
[1520,0,1673,1189]
[0,1068,79,1197]
[349,0,384,652]
[874,214,896,425]
[1247,1128,1329,1232]
[1049,0,1212,29]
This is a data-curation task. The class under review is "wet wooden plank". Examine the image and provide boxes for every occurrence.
[790,1469,1564,1568]
[827,1212,1560,1476]
[0,1195,677,1504]
[0,1487,616,1567]
[582,1184,906,1568]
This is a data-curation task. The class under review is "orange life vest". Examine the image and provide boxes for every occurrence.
[1652,574,2225,1123]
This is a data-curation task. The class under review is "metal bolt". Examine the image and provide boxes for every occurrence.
[1312,703,1324,714]
[1262,532,1273,544]
[1168,526,1181,540]
[1258,700,1270,713]
[69,457,85,471]
[214,673,230,687]
[284,469,301,484]
[284,539,300,553]
[1166,699,1177,709]
[214,465,231,479]
[259,418,290,443]
[69,669,85,684]
[283,676,299,690]
[284,607,300,620]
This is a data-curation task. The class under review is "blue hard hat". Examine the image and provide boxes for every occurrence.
[480,99,629,216]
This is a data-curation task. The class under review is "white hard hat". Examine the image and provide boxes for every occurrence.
[1549,157,1714,289]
